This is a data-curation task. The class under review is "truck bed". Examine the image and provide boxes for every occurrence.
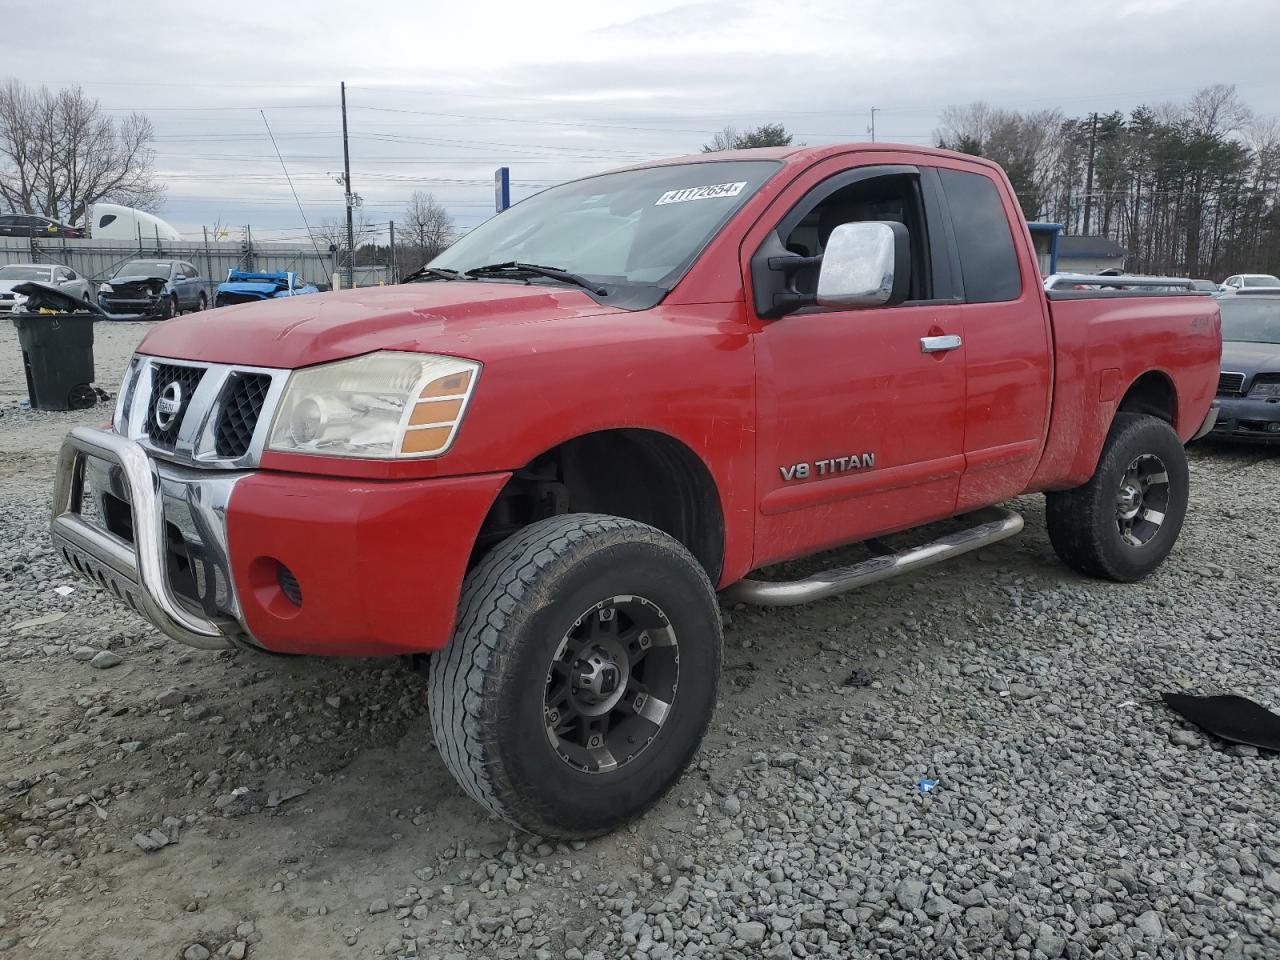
[1028,291,1220,492]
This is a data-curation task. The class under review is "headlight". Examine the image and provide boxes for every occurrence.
[99,283,113,294]
[1249,378,1280,398]
[267,351,480,459]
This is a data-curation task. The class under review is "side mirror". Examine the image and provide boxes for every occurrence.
[815,221,910,308]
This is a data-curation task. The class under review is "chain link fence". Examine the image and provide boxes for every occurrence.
[0,235,388,295]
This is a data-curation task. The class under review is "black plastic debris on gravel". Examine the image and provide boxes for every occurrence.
[1163,692,1280,752]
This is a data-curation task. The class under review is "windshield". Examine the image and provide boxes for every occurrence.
[430,160,780,306]
[1242,275,1280,287]
[0,265,51,281]
[117,260,171,279]
[1220,298,1280,343]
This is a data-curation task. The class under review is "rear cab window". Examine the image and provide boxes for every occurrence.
[937,168,1023,303]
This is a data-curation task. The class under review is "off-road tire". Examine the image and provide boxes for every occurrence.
[1046,413,1189,582]
[428,513,722,838]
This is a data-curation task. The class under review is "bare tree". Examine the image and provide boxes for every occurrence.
[701,126,740,153]
[700,123,792,152]
[1186,83,1251,139]
[401,191,454,267]
[0,79,162,225]
[937,103,1065,220]
[311,213,376,260]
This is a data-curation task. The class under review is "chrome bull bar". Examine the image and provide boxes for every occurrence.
[51,426,240,650]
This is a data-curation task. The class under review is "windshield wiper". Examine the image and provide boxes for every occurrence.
[464,261,607,296]
[401,265,464,283]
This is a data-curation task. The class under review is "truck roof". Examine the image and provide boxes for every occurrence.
[624,142,1004,174]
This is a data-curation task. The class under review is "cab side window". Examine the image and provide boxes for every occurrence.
[784,173,933,303]
[938,168,1021,303]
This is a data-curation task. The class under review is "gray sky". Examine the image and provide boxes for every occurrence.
[9,0,1279,243]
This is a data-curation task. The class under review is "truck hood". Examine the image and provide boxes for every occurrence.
[138,281,626,368]
[1221,340,1280,375]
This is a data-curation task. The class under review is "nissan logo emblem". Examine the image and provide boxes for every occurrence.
[154,381,183,430]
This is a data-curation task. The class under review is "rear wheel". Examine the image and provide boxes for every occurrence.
[428,514,722,838]
[1046,413,1189,582]
[194,292,207,312]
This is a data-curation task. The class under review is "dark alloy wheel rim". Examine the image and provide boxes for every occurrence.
[1115,453,1170,547]
[543,595,679,774]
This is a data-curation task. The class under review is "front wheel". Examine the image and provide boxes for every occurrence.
[158,295,176,320]
[428,514,722,838]
[1046,413,1189,582]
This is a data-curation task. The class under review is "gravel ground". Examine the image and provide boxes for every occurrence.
[1,319,1278,960]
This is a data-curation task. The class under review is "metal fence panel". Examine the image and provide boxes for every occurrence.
[0,237,386,293]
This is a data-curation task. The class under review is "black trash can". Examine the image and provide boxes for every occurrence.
[13,312,97,411]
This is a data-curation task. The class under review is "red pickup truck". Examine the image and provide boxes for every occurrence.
[52,144,1220,838]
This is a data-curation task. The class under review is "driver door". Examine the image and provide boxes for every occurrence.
[744,161,967,568]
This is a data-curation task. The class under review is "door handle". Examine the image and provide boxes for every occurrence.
[920,334,962,354]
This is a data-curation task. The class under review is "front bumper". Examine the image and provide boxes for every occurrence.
[1209,395,1280,442]
[100,295,162,316]
[52,426,509,655]
[53,427,241,649]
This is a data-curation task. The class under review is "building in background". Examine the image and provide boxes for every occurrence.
[1027,222,1063,276]
[1056,235,1129,275]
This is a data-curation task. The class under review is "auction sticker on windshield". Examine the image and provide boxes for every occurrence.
[655,181,747,205]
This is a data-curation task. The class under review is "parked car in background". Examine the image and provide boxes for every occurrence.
[0,262,92,313]
[98,260,206,319]
[1191,279,1219,293]
[0,214,84,238]
[1211,291,1280,443]
[1218,273,1280,294]
[214,269,318,308]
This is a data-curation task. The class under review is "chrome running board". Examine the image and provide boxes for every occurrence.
[723,506,1024,607]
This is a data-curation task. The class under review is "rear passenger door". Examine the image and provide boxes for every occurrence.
[930,163,1053,510]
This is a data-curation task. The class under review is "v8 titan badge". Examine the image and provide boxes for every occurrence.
[780,453,876,481]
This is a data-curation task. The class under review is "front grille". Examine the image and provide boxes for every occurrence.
[146,363,206,448]
[123,359,280,467]
[215,373,271,458]
[1218,372,1246,396]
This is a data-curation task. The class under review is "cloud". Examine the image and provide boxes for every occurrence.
[1,0,1275,236]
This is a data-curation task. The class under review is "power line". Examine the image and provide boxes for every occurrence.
[261,110,330,284]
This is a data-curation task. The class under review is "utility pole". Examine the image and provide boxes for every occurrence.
[1082,112,1098,236]
[340,81,356,284]
[868,106,879,143]
[388,220,397,284]
[202,225,215,300]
